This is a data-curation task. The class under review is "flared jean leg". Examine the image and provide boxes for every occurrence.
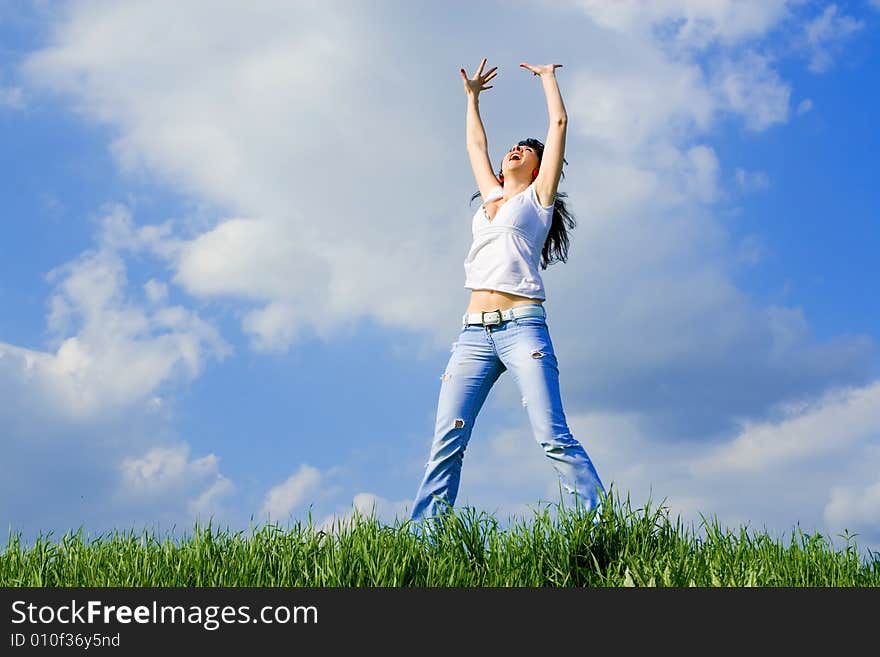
[409,327,506,522]
[495,318,605,514]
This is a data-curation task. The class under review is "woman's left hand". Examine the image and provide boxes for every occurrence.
[519,62,563,77]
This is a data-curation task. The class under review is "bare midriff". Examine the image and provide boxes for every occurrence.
[466,289,544,313]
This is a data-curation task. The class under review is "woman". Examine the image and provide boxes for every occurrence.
[409,58,605,524]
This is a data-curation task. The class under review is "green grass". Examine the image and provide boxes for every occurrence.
[3,493,878,586]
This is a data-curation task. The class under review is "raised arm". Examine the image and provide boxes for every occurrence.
[520,62,567,208]
[460,58,501,200]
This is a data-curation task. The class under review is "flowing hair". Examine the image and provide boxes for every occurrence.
[470,138,576,270]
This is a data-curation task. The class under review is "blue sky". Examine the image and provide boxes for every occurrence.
[2,1,879,556]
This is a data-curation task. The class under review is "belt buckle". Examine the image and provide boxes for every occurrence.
[481,309,503,326]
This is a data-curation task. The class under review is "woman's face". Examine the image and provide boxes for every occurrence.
[502,143,540,176]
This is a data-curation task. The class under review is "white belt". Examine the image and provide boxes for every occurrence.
[462,304,546,327]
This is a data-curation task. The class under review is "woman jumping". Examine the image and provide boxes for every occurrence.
[409,58,606,524]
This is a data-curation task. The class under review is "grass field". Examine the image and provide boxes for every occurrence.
[3,494,878,586]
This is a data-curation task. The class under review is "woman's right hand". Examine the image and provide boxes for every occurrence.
[460,58,497,97]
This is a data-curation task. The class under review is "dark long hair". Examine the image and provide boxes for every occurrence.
[470,138,576,270]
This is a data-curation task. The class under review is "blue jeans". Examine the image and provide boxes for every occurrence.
[409,304,605,522]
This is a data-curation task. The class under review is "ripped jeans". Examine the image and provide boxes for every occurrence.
[409,304,605,523]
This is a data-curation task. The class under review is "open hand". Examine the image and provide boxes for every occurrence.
[460,58,498,96]
[519,62,563,77]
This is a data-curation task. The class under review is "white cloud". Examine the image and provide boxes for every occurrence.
[803,4,864,73]
[143,279,168,304]
[712,51,790,131]
[17,0,812,376]
[0,199,237,537]
[261,465,323,521]
[567,3,795,133]
[564,45,783,233]
[316,493,411,533]
[119,443,234,516]
[824,481,880,545]
[352,493,406,519]
[694,381,880,475]
[24,0,463,352]
[796,98,814,115]
[172,218,324,301]
[568,54,715,153]
[241,302,305,354]
[571,0,794,48]
[0,204,229,421]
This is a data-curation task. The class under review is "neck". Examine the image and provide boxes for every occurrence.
[502,177,530,197]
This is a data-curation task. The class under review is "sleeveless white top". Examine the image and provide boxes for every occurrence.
[463,184,554,300]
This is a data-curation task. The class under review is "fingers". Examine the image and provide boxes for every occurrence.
[462,62,497,87]
[461,64,495,94]
[519,62,564,77]
[519,62,564,70]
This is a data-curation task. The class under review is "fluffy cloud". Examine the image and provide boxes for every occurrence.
[567,53,715,153]
[260,465,324,522]
[802,4,864,73]
[712,51,790,131]
[316,492,411,533]
[570,0,794,48]
[119,443,234,517]
[825,481,880,547]
[24,0,463,353]
[0,202,232,538]
[1,204,229,422]
[17,0,830,374]
[693,382,880,475]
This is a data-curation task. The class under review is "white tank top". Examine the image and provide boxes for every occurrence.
[463,184,554,300]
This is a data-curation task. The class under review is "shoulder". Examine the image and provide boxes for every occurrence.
[529,184,555,211]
